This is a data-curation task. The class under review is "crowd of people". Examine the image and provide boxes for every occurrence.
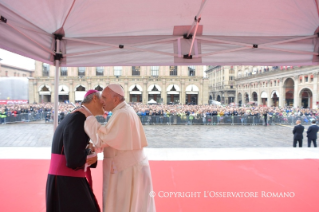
[1,102,319,125]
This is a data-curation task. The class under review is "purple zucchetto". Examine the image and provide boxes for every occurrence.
[84,89,98,98]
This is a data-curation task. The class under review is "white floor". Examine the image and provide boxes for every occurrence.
[0,147,318,160]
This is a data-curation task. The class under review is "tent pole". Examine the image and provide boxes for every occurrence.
[53,39,60,131]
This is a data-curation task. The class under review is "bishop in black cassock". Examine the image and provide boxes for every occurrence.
[46,111,100,212]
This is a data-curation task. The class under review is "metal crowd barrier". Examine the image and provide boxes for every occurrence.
[1,113,317,126]
[0,112,52,124]
[136,115,266,125]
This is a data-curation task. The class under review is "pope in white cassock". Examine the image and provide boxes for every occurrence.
[77,84,156,212]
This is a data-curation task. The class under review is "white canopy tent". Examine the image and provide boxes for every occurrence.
[0,0,319,129]
[147,99,157,104]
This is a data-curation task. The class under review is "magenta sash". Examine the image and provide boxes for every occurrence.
[48,153,86,178]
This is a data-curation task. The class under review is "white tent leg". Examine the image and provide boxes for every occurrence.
[53,39,60,131]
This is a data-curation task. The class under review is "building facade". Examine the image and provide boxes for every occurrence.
[206,66,236,104]
[235,66,319,109]
[29,62,209,104]
[0,63,34,78]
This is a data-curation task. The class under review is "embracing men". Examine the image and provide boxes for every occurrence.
[46,84,155,212]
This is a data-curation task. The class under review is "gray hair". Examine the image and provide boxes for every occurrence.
[81,92,100,105]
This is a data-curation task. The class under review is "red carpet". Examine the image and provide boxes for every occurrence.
[0,159,318,212]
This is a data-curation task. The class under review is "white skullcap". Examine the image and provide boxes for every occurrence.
[107,84,124,96]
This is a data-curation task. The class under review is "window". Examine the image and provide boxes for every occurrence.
[274,81,276,86]
[132,66,140,76]
[151,66,159,76]
[114,66,122,76]
[300,78,302,83]
[43,63,50,77]
[188,66,195,76]
[14,72,16,77]
[61,67,68,76]
[5,71,8,77]
[96,67,104,76]
[170,66,177,76]
[78,67,85,77]
[305,76,308,82]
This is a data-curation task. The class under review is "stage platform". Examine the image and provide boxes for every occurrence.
[0,147,318,212]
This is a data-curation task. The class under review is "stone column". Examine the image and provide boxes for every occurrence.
[69,80,74,103]
[293,75,299,108]
[33,80,38,103]
[257,82,262,106]
[143,80,147,104]
[124,80,128,101]
[200,79,204,104]
[313,72,318,109]
[267,86,271,107]
[162,79,167,104]
[180,81,185,104]
[279,78,284,108]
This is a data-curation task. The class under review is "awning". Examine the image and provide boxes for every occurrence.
[147,84,162,92]
[166,84,180,92]
[148,91,161,94]
[58,85,69,95]
[129,84,143,92]
[271,91,279,98]
[185,84,199,94]
[167,91,180,95]
[261,92,268,98]
[39,91,51,95]
[130,91,142,94]
[0,0,318,66]
[75,91,86,101]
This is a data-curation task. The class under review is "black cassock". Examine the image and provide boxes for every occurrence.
[46,112,100,212]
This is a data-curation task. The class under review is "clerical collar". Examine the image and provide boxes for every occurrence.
[81,105,93,116]
[112,101,126,113]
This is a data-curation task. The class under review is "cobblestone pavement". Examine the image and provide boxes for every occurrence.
[0,122,298,148]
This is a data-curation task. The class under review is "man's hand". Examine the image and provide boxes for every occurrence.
[87,143,95,152]
[86,155,97,166]
[72,107,91,118]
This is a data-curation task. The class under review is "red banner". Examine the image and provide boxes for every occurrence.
[0,100,28,105]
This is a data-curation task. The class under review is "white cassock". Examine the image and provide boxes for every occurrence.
[84,101,156,212]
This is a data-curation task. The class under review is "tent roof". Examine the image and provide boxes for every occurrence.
[1,0,319,66]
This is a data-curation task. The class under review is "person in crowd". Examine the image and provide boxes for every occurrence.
[306,120,319,147]
[293,120,305,147]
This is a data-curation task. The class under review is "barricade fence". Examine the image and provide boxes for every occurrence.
[0,113,317,126]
